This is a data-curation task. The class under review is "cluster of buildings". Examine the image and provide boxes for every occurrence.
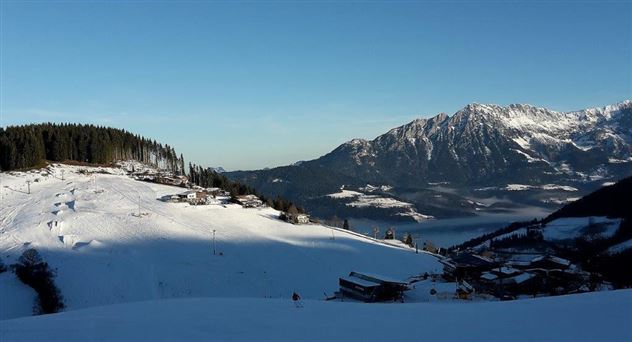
[440,252,590,299]
[161,187,232,205]
[132,170,189,187]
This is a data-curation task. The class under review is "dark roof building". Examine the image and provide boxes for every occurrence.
[339,272,409,302]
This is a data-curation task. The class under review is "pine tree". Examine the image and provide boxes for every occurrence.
[343,219,350,230]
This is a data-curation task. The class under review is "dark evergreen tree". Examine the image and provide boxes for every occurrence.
[343,219,350,230]
[0,123,182,172]
[12,249,64,314]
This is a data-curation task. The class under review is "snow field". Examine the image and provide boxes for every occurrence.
[0,164,441,318]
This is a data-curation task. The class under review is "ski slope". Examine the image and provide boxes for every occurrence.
[0,164,441,318]
[1,290,630,341]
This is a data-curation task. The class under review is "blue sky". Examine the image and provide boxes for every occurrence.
[1,1,630,170]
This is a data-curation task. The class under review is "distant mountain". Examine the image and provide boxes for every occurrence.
[208,166,226,173]
[227,101,632,221]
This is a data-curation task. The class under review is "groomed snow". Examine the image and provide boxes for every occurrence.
[0,164,441,319]
[1,290,630,341]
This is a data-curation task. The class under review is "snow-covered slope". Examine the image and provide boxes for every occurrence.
[1,290,630,342]
[0,164,440,318]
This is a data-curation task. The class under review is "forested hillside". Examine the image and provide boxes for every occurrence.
[0,123,185,172]
[543,176,632,222]
[0,123,304,213]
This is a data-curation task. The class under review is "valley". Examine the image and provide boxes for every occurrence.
[227,101,632,222]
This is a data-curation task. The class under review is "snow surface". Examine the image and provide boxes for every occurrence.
[605,239,632,255]
[475,183,578,192]
[0,273,37,320]
[326,188,433,221]
[543,217,621,241]
[326,189,364,199]
[1,290,630,341]
[0,164,441,319]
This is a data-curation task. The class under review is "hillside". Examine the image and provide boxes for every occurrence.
[227,101,632,221]
[0,163,440,319]
[453,176,632,287]
[544,176,632,222]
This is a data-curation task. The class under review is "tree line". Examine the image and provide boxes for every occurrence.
[1,123,305,214]
[0,123,185,173]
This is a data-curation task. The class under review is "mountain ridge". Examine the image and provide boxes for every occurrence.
[227,101,632,221]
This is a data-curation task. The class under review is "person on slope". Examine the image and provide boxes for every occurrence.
[292,292,303,308]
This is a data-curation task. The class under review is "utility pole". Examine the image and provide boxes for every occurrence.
[212,229,217,255]
[26,181,31,194]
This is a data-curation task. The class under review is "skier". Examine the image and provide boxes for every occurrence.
[292,292,303,308]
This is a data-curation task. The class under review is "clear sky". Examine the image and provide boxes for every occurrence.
[1,1,630,170]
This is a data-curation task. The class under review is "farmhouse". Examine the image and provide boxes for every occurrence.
[235,195,263,208]
[177,190,208,205]
[528,255,571,270]
[339,272,409,302]
[441,253,497,280]
[286,213,310,225]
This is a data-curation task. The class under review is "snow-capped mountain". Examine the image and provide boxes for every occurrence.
[208,166,226,173]
[226,101,632,221]
[318,100,632,186]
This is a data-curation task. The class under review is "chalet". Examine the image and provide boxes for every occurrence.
[177,190,208,205]
[441,253,497,280]
[477,269,539,296]
[205,196,226,205]
[178,190,198,201]
[286,213,310,225]
[205,187,223,196]
[528,255,571,270]
[339,272,409,302]
[160,194,180,203]
[235,195,263,208]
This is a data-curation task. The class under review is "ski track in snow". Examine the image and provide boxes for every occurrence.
[0,164,442,319]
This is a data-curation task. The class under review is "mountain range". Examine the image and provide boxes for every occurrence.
[226,101,632,222]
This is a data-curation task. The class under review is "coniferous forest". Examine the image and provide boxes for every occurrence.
[0,123,304,213]
[0,123,184,172]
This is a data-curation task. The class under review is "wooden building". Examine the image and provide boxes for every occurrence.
[286,213,310,225]
[235,195,263,208]
[441,253,497,281]
[339,272,409,302]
